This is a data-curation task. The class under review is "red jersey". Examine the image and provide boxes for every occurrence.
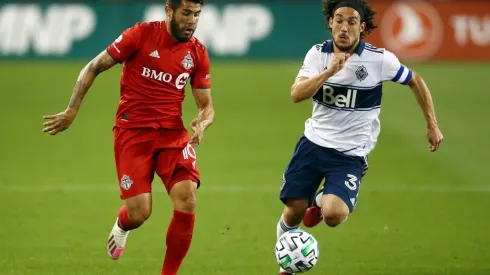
[106,21,211,129]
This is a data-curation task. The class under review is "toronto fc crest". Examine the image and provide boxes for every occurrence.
[181,52,194,70]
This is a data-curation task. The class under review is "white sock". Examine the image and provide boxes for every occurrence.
[315,192,323,207]
[277,214,300,274]
[276,214,300,239]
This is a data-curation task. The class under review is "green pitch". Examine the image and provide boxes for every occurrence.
[0,60,489,275]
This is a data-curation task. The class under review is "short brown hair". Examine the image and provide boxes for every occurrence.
[166,0,204,10]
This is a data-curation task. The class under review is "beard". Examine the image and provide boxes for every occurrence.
[333,36,359,52]
[170,16,190,42]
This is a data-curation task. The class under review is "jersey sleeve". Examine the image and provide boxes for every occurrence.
[106,23,142,63]
[382,50,413,85]
[191,47,211,89]
[296,45,322,79]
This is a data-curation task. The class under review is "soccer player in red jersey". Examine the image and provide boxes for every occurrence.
[42,0,213,274]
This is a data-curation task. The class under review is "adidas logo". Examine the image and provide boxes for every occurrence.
[149,50,160,58]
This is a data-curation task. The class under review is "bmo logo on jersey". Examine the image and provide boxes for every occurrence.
[142,67,190,90]
[322,85,357,108]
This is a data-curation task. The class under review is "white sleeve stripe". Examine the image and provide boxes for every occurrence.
[392,65,405,82]
[398,68,409,83]
[392,65,412,84]
[402,70,413,85]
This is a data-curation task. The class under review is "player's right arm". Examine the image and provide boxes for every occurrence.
[42,51,117,135]
[291,46,349,103]
[42,24,142,135]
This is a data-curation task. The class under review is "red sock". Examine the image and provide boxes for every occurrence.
[161,210,195,275]
[117,205,140,231]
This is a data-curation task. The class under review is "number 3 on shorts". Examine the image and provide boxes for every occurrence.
[344,174,358,191]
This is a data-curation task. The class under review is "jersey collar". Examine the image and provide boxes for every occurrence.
[322,39,365,56]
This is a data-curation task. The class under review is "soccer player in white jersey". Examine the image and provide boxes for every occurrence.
[276,0,443,274]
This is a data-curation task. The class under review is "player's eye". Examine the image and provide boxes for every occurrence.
[182,10,192,16]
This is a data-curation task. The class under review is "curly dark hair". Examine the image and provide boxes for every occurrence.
[322,0,378,38]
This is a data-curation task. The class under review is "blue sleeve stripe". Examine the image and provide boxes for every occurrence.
[402,70,413,85]
[392,65,405,82]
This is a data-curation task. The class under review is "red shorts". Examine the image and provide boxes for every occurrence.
[113,127,200,200]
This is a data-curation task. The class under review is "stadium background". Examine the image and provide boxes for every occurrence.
[1,0,489,274]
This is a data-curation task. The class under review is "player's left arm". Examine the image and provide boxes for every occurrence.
[383,51,443,152]
[190,88,214,147]
[189,48,214,147]
[407,73,443,152]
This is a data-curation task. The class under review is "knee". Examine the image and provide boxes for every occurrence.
[124,194,152,226]
[176,191,197,213]
[322,212,348,227]
[170,181,197,213]
[283,199,309,225]
[321,195,350,228]
[127,204,152,225]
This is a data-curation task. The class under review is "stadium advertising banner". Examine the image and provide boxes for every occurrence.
[366,1,490,62]
[0,2,330,59]
[0,1,488,61]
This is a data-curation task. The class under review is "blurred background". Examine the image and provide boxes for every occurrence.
[1,0,489,274]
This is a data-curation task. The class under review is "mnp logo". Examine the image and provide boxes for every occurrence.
[380,2,444,62]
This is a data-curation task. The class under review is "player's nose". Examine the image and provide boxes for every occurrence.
[188,15,199,23]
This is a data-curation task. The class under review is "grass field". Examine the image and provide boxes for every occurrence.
[0,60,489,275]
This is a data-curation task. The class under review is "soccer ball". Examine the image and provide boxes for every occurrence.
[274,229,320,273]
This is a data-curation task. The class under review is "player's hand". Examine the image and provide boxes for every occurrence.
[42,108,77,135]
[189,118,204,147]
[426,125,443,152]
[327,53,351,75]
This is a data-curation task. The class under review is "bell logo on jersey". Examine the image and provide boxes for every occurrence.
[141,67,190,90]
[322,85,357,108]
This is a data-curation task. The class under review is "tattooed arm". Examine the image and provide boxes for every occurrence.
[42,50,117,135]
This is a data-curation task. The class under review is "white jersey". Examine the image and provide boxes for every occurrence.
[297,40,413,157]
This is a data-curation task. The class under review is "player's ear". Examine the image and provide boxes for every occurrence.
[165,5,173,20]
[328,17,333,29]
[360,21,366,33]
